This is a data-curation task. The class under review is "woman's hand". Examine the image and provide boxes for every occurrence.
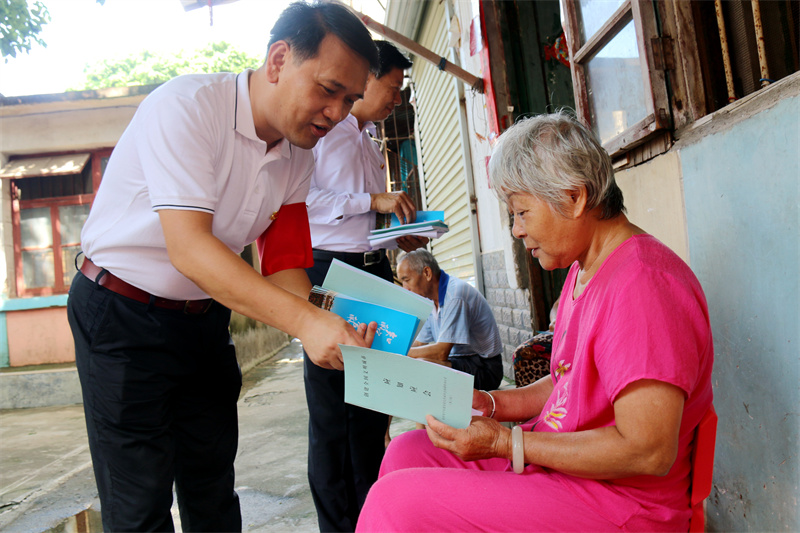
[424,414,511,462]
[472,389,494,417]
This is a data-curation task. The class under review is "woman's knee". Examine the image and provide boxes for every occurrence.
[357,470,428,532]
[380,429,434,475]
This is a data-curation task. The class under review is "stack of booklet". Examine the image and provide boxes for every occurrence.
[368,210,449,249]
[308,260,474,429]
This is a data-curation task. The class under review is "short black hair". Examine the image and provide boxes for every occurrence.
[268,1,378,72]
[374,41,412,78]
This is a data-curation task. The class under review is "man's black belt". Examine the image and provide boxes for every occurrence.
[312,248,385,267]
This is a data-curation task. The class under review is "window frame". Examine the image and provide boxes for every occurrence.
[10,149,110,297]
[561,0,672,157]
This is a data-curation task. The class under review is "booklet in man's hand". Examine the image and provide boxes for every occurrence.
[309,286,419,355]
[321,259,433,339]
[371,210,449,250]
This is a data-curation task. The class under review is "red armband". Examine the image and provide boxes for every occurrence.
[256,202,314,276]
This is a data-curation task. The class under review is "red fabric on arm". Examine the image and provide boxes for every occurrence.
[256,203,313,276]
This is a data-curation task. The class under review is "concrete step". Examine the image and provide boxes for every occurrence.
[0,365,82,410]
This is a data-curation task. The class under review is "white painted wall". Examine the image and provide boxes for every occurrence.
[450,0,510,267]
[456,1,520,293]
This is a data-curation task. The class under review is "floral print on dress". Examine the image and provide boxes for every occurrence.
[555,359,571,379]
[542,381,569,430]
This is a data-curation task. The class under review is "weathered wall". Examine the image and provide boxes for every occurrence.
[229,311,291,375]
[6,307,73,366]
[678,83,799,532]
[451,1,507,257]
[615,151,689,262]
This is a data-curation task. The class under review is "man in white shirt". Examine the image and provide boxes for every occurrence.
[303,41,423,532]
[67,3,378,531]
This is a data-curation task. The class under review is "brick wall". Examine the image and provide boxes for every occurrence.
[481,250,534,380]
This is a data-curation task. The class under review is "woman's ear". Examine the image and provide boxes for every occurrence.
[265,40,290,83]
[567,186,588,218]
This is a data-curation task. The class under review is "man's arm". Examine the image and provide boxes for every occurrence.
[265,268,312,299]
[407,341,453,363]
[158,209,367,370]
[306,185,371,224]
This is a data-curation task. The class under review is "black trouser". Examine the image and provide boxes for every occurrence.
[305,249,392,532]
[67,271,242,532]
[449,353,504,391]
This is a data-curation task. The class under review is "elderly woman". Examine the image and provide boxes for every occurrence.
[356,112,714,532]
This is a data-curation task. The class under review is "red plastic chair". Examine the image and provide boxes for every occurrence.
[689,404,718,532]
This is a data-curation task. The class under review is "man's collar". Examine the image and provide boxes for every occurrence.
[236,70,291,159]
[235,70,259,142]
[348,113,377,135]
[437,270,450,307]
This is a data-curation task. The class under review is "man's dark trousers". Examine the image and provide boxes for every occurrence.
[304,250,392,532]
[67,271,242,532]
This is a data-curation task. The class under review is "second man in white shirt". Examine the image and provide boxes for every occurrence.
[304,41,423,532]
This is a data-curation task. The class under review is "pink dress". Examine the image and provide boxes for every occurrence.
[356,235,714,532]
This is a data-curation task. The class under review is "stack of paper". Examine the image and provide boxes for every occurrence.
[368,210,449,249]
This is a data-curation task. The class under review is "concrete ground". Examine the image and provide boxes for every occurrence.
[0,338,416,532]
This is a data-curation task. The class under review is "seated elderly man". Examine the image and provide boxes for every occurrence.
[397,249,503,391]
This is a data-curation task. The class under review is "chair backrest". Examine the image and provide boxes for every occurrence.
[689,404,718,532]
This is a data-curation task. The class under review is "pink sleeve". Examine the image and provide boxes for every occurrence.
[594,267,711,402]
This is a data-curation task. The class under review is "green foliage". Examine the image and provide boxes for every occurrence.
[1,0,51,61]
[73,41,264,91]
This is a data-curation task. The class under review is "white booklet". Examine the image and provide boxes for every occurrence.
[342,345,474,429]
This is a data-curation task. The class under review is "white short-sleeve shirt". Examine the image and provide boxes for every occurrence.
[81,70,314,300]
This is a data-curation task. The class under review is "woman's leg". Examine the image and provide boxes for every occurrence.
[358,430,620,533]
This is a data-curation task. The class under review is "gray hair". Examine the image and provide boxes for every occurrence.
[398,249,440,279]
[488,111,625,219]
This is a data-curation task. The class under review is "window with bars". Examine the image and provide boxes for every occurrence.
[380,85,423,211]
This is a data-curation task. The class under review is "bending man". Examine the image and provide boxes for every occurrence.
[302,41,422,532]
[68,3,377,531]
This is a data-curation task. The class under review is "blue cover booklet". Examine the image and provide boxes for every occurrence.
[307,259,433,355]
[370,211,449,250]
[389,210,445,227]
[309,287,419,355]
[321,259,433,339]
